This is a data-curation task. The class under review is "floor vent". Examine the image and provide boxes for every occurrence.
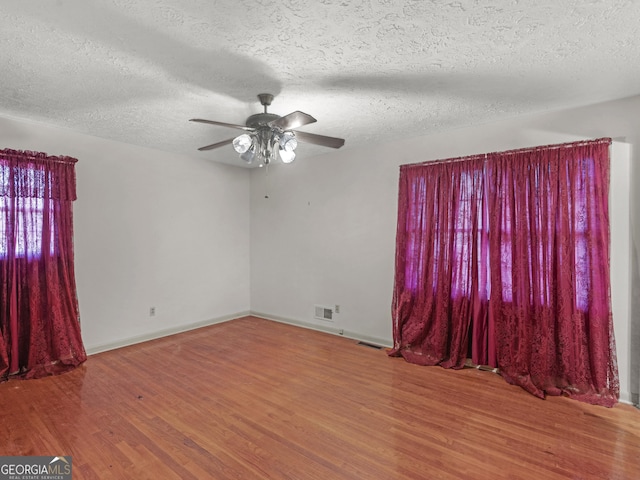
[464,359,499,374]
[356,341,383,350]
[314,305,333,321]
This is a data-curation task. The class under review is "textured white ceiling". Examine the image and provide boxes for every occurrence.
[1,0,640,167]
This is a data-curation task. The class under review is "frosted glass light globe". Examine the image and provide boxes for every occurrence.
[233,134,253,153]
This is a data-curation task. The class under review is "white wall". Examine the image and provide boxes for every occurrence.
[631,119,640,407]
[610,142,632,403]
[250,95,640,403]
[0,115,251,352]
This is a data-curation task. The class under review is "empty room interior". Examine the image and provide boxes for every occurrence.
[1,1,640,479]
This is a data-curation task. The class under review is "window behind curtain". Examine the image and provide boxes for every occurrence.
[400,155,600,311]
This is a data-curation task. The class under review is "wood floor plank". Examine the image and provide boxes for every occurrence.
[1,316,639,479]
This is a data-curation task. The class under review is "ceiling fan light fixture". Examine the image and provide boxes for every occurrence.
[279,132,298,151]
[240,146,256,164]
[233,133,253,153]
[279,148,296,164]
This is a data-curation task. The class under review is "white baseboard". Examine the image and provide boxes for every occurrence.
[250,311,393,348]
[619,393,633,406]
[85,311,250,355]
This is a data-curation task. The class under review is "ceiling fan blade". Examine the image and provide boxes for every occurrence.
[197,138,234,151]
[190,118,254,131]
[293,130,345,149]
[269,111,317,130]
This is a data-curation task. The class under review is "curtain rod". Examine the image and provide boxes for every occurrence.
[402,137,612,169]
[0,149,78,165]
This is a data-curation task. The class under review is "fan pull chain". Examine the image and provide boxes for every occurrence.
[264,164,270,199]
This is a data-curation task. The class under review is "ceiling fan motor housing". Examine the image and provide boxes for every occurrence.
[245,113,281,128]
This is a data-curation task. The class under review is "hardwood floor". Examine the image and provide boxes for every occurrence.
[1,316,639,479]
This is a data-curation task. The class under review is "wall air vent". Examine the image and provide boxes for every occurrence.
[314,305,334,321]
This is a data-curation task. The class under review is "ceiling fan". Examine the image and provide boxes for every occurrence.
[190,93,345,166]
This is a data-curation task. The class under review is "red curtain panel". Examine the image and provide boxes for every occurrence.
[390,139,619,406]
[0,149,86,380]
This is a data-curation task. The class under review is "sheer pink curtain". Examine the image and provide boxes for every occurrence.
[390,157,488,369]
[0,149,86,381]
[390,139,619,406]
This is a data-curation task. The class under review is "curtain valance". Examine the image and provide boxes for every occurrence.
[0,149,78,200]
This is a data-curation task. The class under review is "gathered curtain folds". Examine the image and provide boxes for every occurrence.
[390,139,619,407]
[0,149,86,381]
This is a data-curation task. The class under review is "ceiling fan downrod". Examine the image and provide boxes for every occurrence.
[257,93,274,113]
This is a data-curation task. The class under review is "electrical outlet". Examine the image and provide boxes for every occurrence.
[149,307,156,316]
[338,329,344,335]
[335,304,340,314]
